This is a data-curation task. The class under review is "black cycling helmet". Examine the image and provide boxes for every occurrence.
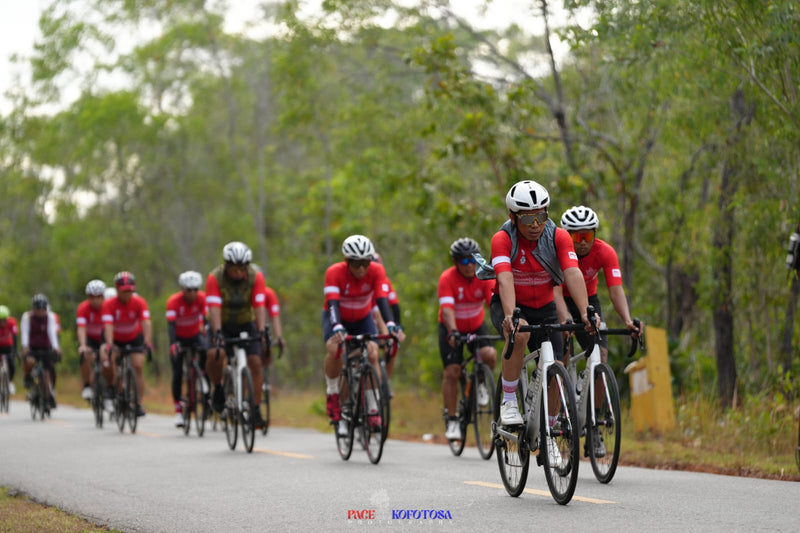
[31,293,49,309]
[114,271,136,291]
[449,237,480,259]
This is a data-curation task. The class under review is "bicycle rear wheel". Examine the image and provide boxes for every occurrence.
[222,369,238,450]
[359,363,385,464]
[587,363,621,483]
[240,366,256,453]
[125,368,139,434]
[37,373,48,421]
[194,371,207,437]
[378,360,391,443]
[336,373,354,461]
[115,377,126,433]
[494,374,529,497]
[447,376,467,457]
[541,363,579,505]
[474,363,496,460]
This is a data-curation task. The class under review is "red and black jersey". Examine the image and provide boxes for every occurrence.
[101,295,151,343]
[166,291,207,339]
[76,300,104,342]
[0,317,18,347]
[437,267,494,332]
[324,261,388,323]
[491,227,579,309]
[562,238,623,298]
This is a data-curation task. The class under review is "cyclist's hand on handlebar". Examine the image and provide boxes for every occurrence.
[214,329,224,347]
[169,343,180,359]
[332,323,346,342]
[626,318,641,338]
[447,329,459,348]
[145,342,154,362]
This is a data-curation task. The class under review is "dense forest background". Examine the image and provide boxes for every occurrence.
[1,0,798,408]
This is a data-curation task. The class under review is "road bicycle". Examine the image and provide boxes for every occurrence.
[0,352,13,413]
[493,308,585,505]
[443,333,501,459]
[28,349,55,421]
[377,337,398,442]
[177,343,209,437]
[83,347,106,428]
[566,318,643,484]
[219,332,261,453]
[112,344,144,434]
[334,333,393,465]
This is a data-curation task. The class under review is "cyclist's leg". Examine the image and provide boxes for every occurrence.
[439,323,462,418]
[22,353,35,387]
[490,296,529,415]
[171,347,183,415]
[322,311,345,423]
[80,348,92,391]
[247,353,262,405]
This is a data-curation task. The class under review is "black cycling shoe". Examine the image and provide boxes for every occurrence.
[212,386,225,413]
[23,375,33,389]
[253,410,265,429]
[135,404,146,417]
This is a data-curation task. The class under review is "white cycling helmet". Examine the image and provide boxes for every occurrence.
[222,241,252,264]
[104,287,117,300]
[561,205,599,231]
[341,235,375,260]
[85,279,107,296]
[178,271,203,290]
[505,180,550,212]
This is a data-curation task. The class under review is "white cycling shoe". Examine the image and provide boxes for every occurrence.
[500,400,523,426]
[445,420,461,440]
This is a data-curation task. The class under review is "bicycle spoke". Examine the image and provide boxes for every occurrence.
[541,364,579,505]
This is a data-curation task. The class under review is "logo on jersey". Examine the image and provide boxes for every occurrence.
[612,268,621,278]
[568,251,578,260]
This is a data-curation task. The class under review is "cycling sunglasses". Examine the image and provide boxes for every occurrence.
[516,211,548,226]
[347,259,371,269]
[457,257,477,265]
[570,231,595,243]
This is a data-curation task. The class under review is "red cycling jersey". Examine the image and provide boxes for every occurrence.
[562,238,623,298]
[165,291,207,339]
[383,277,399,306]
[101,295,151,343]
[491,227,579,309]
[264,286,281,318]
[437,266,494,332]
[205,271,267,310]
[324,261,388,323]
[0,317,18,347]
[76,300,104,342]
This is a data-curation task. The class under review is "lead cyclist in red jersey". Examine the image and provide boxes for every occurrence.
[77,279,107,401]
[0,305,19,395]
[323,235,399,436]
[101,272,153,417]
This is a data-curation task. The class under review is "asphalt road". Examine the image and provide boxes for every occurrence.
[1,400,797,532]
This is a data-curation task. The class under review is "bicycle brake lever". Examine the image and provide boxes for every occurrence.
[504,308,521,360]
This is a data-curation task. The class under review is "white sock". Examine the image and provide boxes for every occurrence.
[366,389,378,413]
[501,378,518,404]
[326,376,339,395]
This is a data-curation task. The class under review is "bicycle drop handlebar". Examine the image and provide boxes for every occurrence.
[599,318,644,358]
[504,306,597,360]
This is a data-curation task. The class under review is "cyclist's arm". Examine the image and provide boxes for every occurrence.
[254,306,267,333]
[208,307,221,335]
[103,323,114,346]
[563,266,592,327]
[167,321,177,345]
[76,324,88,351]
[441,307,458,335]
[391,303,401,326]
[496,271,517,335]
[553,285,571,323]
[19,312,30,351]
[608,284,637,332]
[375,296,394,328]
[373,306,388,335]
[141,318,152,346]
[47,312,60,352]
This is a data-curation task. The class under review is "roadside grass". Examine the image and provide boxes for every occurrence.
[0,487,118,532]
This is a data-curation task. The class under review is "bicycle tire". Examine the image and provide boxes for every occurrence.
[541,363,579,505]
[240,366,256,453]
[38,371,48,421]
[260,367,270,436]
[182,367,194,436]
[359,363,385,464]
[0,367,8,413]
[378,361,391,443]
[92,372,104,428]
[126,367,139,434]
[223,369,238,450]
[115,376,126,433]
[336,372,354,461]
[585,363,621,483]
[447,375,467,457]
[195,371,207,437]
[494,374,529,497]
[474,363,496,460]
[29,382,38,420]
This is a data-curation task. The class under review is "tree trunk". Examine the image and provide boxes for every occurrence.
[781,274,799,373]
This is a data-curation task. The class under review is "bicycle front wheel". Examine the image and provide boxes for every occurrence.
[182,370,194,436]
[586,363,621,483]
[195,371,207,437]
[260,368,270,436]
[222,369,238,450]
[336,372,354,461]
[92,373,104,428]
[474,364,496,460]
[115,377,126,433]
[240,366,256,453]
[541,363,579,505]
[0,368,9,413]
[125,368,139,434]
[38,374,48,421]
[359,363,385,464]
[494,374,529,497]
[378,361,391,443]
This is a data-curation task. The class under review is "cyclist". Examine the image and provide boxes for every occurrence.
[20,294,61,408]
[101,272,153,417]
[438,237,497,440]
[0,305,19,395]
[323,235,399,436]
[371,251,406,379]
[166,270,208,427]
[559,205,639,361]
[262,284,285,367]
[76,279,107,401]
[490,180,594,440]
[205,241,269,429]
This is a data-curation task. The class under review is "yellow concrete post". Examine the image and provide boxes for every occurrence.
[623,326,675,433]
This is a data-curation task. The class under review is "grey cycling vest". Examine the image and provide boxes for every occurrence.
[475,218,563,285]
